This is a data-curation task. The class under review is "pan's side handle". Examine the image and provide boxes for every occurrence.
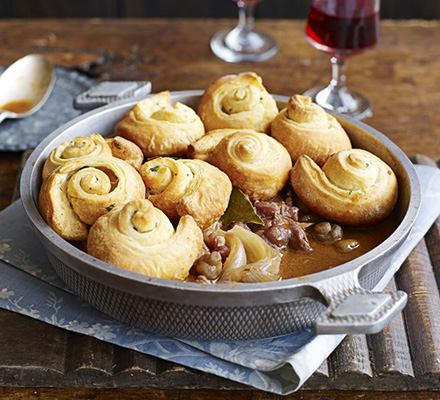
[310,269,407,335]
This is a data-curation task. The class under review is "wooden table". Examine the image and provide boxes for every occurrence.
[0,19,439,400]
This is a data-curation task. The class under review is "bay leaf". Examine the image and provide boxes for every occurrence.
[219,187,264,226]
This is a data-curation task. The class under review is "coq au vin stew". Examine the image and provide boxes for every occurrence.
[38,72,400,284]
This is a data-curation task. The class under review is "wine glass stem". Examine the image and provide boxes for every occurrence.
[330,56,347,89]
[237,3,256,32]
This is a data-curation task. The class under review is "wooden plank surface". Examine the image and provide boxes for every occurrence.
[0,19,440,399]
[0,20,438,160]
[368,279,414,378]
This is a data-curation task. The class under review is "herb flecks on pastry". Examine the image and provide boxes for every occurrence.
[290,149,398,226]
[190,129,292,201]
[271,95,352,166]
[140,157,232,229]
[197,72,278,133]
[115,91,205,157]
[87,199,203,280]
[106,136,144,170]
[39,156,146,241]
[42,133,112,180]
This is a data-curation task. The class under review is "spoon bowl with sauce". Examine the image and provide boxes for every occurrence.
[0,54,55,124]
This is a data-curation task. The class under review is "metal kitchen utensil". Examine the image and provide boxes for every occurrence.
[20,91,420,341]
[73,81,152,110]
[0,54,55,124]
[0,67,94,151]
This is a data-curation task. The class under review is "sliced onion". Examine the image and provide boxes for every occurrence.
[217,231,247,281]
[227,226,281,282]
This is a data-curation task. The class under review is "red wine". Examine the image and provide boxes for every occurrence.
[306,0,379,54]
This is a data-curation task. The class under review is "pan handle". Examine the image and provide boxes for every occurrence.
[310,268,407,335]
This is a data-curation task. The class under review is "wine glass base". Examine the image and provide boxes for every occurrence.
[210,29,278,63]
[304,86,373,120]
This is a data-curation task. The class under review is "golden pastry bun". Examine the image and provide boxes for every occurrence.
[190,129,292,201]
[290,149,398,226]
[271,95,352,166]
[197,72,278,133]
[42,133,112,180]
[139,157,232,228]
[115,91,205,157]
[39,156,146,241]
[187,128,251,160]
[87,199,203,280]
[106,136,144,170]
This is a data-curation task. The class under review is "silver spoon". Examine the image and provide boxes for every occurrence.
[0,54,55,124]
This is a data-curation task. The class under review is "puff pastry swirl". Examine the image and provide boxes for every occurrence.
[115,91,205,157]
[197,72,278,133]
[39,156,146,241]
[190,129,292,201]
[106,136,144,170]
[87,199,203,280]
[42,133,112,180]
[187,128,251,160]
[140,157,232,228]
[290,149,398,226]
[271,95,352,166]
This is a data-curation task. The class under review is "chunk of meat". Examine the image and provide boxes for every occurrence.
[289,223,312,251]
[264,225,290,247]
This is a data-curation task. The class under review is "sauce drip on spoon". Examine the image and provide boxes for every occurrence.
[1,99,34,114]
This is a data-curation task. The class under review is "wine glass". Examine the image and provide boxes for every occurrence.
[210,0,278,63]
[304,0,380,119]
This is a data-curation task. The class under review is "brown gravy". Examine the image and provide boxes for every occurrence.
[280,212,400,279]
[1,99,34,113]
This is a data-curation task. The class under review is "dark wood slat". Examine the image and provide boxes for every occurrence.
[397,239,440,376]
[330,335,373,380]
[112,347,157,376]
[0,311,67,376]
[426,219,440,287]
[0,388,438,400]
[368,278,414,377]
[64,333,115,376]
[304,360,330,389]
[413,155,440,294]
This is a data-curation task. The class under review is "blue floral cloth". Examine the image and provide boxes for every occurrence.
[0,165,439,394]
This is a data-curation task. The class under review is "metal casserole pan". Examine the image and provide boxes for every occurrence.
[20,91,421,341]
